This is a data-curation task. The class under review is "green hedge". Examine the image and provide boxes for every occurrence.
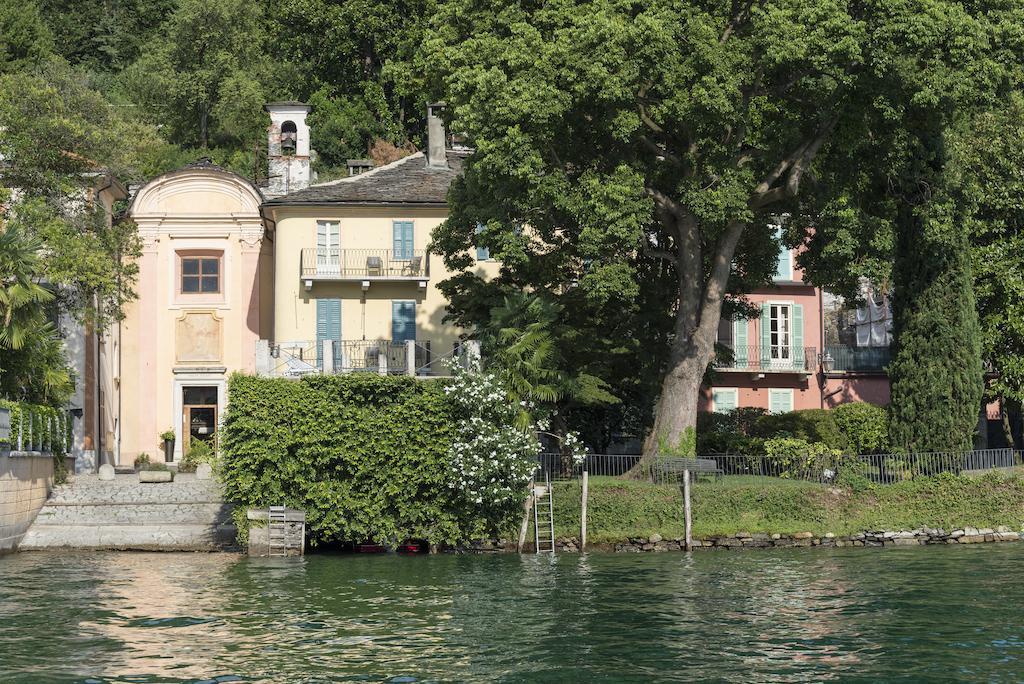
[220,373,508,547]
[0,399,71,454]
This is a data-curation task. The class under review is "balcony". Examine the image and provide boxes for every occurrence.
[256,339,481,378]
[714,345,817,376]
[300,248,429,285]
[822,345,891,373]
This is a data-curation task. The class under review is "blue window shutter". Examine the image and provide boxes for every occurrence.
[760,303,771,368]
[733,319,748,367]
[392,300,416,343]
[769,389,792,414]
[393,221,414,259]
[792,304,804,369]
[475,223,490,261]
[316,299,341,367]
[713,389,737,413]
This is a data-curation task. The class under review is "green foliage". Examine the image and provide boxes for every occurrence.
[832,403,890,455]
[754,409,847,451]
[140,461,170,472]
[697,408,767,455]
[220,373,526,547]
[0,0,52,73]
[554,472,1024,540]
[0,400,71,454]
[160,429,175,442]
[656,427,696,459]
[178,439,215,474]
[763,438,842,479]
[888,208,984,452]
[133,453,150,469]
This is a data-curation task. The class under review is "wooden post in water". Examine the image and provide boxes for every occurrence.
[517,480,535,553]
[580,470,589,551]
[683,468,693,552]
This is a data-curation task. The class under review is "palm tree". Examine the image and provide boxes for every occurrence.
[0,222,53,350]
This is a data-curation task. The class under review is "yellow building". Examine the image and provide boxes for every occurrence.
[258,103,490,378]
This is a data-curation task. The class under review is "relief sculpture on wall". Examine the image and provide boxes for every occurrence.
[175,311,223,363]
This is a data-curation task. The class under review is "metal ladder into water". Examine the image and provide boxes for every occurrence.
[533,472,555,554]
[268,505,288,557]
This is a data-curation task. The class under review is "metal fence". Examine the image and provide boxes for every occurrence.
[300,248,429,278]
[538,448,1022,486]
[823,345,892,372]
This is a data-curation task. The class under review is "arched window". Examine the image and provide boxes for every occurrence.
[280,120,297,155]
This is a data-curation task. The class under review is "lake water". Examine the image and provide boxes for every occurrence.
[1,545,1023,682]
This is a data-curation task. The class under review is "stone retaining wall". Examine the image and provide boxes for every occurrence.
[0,448,54,553]
[456,527,1024,554]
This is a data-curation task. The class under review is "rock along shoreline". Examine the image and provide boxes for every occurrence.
[460,526,1024,553]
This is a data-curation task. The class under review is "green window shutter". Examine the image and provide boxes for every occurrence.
[768,389,792,414]
[733,319,748,367]
[760,303,771,368]
[475,223,490,261]
[393,221,414,259]
[392,300,416,343]
[713,389,737,413]
[792,304,804,369]
[316,299,342,367]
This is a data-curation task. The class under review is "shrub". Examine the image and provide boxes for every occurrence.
[697,408,768,454]
[160,429,176,442]
[179,440,215,474]
[763,437,842,479]
[133,453,151,469]
[754,409,847,450]
[220,370,536,547]
[832,402,890,455]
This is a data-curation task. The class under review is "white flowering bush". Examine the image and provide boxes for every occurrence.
[443,362,541,527]
[563,431,588,465]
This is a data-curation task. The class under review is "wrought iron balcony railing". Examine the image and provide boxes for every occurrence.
[300,248,429,279]
[714,345,817,373]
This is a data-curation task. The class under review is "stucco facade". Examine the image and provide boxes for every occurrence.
[119,162,271,465]
[264,204,491,368]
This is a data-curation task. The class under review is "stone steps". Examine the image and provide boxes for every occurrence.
[19,473,238,551]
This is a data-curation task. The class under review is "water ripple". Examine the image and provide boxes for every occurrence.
[2,546,1024,682]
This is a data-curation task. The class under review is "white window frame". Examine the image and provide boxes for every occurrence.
[712,388,739,414]
[768,388,794,414]
[766,300,794,367]
[316,220,341,275]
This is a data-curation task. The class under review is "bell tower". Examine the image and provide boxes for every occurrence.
[264,102,312,197]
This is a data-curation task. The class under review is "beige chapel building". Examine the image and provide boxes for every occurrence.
[107,102,491,467]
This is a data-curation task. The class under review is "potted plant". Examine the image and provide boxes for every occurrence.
[133,452,151,471]
[160,429,176,463]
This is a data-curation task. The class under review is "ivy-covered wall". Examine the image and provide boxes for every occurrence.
[221,373,503,546]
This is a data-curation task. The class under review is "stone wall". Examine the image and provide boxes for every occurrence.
[567,527,1023,552]
[0,448,54,553]
[452,527,1024,554]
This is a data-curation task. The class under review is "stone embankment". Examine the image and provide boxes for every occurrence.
[19,472,236,551]
[575,527,1023,552]
[460,527,1024,553]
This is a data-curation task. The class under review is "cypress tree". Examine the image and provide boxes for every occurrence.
[888,194,984,453]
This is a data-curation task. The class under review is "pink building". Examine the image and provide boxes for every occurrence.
[701,226,890,414]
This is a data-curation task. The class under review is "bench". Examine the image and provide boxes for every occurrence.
[655,457,723,479]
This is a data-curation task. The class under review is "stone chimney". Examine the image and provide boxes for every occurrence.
[264,102,312,197]
[426,102,448,169]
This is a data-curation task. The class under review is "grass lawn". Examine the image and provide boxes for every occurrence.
[549,472,1024,543]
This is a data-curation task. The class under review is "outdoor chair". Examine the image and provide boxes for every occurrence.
[403,255,423,276]
[366,256,383,275]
